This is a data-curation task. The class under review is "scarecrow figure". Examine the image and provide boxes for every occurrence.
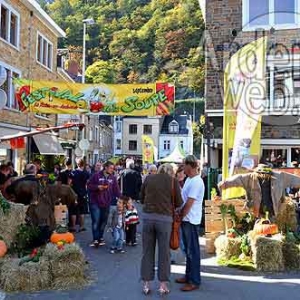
[218,164,300,218]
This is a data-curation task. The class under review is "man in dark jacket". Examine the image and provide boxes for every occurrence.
[57,158,73,185]
[69,159,89,232]
[88,161,120,247]
[119,162,142,201]
[5,164,39,205]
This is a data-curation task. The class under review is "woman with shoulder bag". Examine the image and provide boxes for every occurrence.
[140,163,183,295]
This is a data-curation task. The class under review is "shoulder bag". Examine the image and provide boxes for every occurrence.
[170,178,181,250]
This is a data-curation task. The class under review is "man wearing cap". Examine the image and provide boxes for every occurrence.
[218,164,300,218]
[175,155,204,292]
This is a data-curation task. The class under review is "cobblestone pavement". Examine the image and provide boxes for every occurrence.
[2,217,300,300]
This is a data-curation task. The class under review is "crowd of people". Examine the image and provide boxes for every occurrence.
[0,154,205,295]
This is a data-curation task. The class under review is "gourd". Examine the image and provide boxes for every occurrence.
[253,212,279,236]
[50,225,75,244]
[0,239,7,257]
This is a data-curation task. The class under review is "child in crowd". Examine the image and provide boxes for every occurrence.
[108,198,126,254]
[125,197,139,246]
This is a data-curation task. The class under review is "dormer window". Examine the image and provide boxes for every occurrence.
[169,120,179,134]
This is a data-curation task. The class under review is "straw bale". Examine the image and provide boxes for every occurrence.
[214,235,242,260]
[51,276,88,290]
[0,258,51,292]
[43,243,86,278]
[276,199,297,232]
[251,234,284,272]
[0,257,8,278]
[0,202,27,247]
[282,241,300,270]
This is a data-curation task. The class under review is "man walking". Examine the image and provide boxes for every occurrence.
[88,161,120,247]
[176,155,204,292]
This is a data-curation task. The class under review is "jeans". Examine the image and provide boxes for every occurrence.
[112,227,125,250]
[179,227,186,254]
[181,221,201,286]
[90,204,110,241]
[141,219,172,282]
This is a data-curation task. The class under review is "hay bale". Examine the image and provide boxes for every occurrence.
[0,257,8,279]
[51,276,88,290]
[276,199,297,232]
[0,202,27,247]
[282,241,300,270]
[251,234,284,272]
[0,258,51,292]
[43,243,86,278]
[214,235,242,260]
[43,243,88,290]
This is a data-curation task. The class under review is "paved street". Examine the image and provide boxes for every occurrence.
[2,216,300,300]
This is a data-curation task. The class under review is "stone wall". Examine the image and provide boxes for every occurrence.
[0,0,64,128]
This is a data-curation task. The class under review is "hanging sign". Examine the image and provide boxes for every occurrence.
[13,79,175,116]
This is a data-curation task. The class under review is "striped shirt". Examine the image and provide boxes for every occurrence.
[125,207,139,225]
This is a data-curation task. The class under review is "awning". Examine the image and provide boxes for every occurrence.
[0,127,28,149]
[0,123,85,142]
[33,134,65,155]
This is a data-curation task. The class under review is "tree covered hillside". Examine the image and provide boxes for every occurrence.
[43,0,204,93]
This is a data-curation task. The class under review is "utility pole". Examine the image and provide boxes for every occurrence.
[193,89,196,123]
[81,18,94,160]
[205,113,214,200]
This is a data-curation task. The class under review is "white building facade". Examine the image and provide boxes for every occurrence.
[122,117,161,158]
[159,115,193,159]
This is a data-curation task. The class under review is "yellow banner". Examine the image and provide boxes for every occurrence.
[222,37,267,199]
[13,79,175,116]
[142,135,154,165]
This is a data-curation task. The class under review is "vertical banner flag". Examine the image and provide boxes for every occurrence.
[142,135,154,165]
[222,37,267,198]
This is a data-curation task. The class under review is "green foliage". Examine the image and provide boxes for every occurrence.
[227,204,238,228]
[238,212,255,234]
[0,192,10,215]
[220,204,228,233]
[47,0,205,91]
[12,225,41,257]
[86,60,116,83]
[19,248,43,265]
[218,256,256,271]
[211,188,217,199]
[240,234,251,256]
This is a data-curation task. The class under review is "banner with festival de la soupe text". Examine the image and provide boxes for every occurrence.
[13,79,175,116]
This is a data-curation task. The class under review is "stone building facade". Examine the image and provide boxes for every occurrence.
[0,0,71,173]
[86,115,113,164]
[202,0,300,167]
[122,117,161,159]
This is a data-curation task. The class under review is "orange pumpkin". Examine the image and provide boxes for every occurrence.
[253,213,278,236]
[50,232,74,244]
[50,225,75,244]
[0,240,7,257]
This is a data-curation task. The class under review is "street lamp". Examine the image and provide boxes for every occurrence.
[81,18,94,160]
[82,18,94,84]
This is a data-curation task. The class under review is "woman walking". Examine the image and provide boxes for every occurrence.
[140,163,183,295]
